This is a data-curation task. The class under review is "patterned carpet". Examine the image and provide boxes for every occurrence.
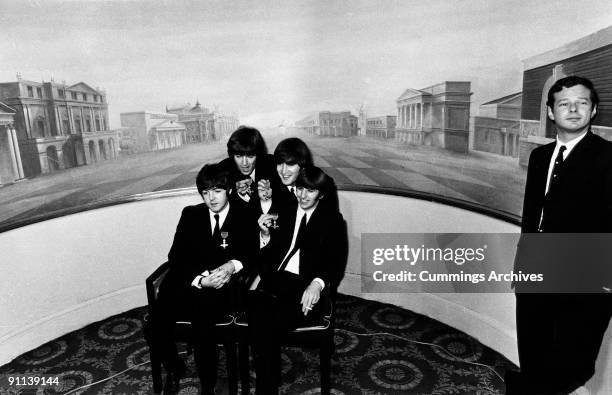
[0,294,515,394]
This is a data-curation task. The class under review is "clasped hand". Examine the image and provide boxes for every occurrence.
[236,178,253,196]
[199,262,234,289]
[257,179,272,201]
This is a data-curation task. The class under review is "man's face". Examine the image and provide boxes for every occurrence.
[296,186,321,210]
[547,84,597,135]
[201,187,229,213]
[276,162,300,186]
[233,154,256,176]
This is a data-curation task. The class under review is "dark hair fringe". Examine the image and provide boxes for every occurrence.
[196,163,231,194]
[227,126,268,156]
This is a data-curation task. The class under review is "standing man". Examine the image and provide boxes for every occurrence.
[152,163,256,395]
[508,76,612,394]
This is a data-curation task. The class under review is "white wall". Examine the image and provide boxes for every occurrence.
[1,189,610,393]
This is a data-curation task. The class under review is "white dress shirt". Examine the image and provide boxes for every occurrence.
[545,132,587,194]
[191,202,243,288]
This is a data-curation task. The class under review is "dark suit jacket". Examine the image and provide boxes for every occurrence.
[516,131,612,291]
[259,200,347,289]
[159,202,258,299]
[218,154,282,210]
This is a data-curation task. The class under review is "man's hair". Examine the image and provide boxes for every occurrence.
[196,163,231,194]
[547,76,599,109]
[295,166,332,196]
[226,126,268,157]
[274,138,313,167]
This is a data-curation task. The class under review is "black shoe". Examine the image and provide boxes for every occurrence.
[163,365,186,395]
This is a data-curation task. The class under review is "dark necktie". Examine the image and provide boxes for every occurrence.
[547,145,566,195]
[539,145,566,232]
[278,213,307,271]
[213,214,221,245]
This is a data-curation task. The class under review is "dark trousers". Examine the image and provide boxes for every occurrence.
[153,281,240,391]
[247,271,326,395]
[507,293,612,394]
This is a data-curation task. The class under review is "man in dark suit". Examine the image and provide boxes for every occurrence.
[248,166,347,395]
[254,137,315,216]
[218,126,280,210]
[508,76,612,394]
[153,163,256,395]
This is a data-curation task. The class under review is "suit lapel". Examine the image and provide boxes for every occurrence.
[560,132,596,173]
[280,206,298,257]
[534,144,554,198]
[200,205,213,240]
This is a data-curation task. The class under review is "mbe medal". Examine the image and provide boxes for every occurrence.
[220,231,229,249]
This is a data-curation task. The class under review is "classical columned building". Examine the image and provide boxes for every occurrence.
[167,101,215,143]
[395,81,472,153]
[167,101,239,143]
[473,92,522,157]
[295,113,319,135]
[296,111,358,137]
[366,115,396,139]
[0,102,25,185]
[213,113,240,141]
[0,79,116,177]
[518,25,612,166]
[119,111,186,153]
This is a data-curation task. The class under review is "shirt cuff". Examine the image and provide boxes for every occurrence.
[230,259,243,273]
[192,275,203,289]
[239,193,251,202]
[260,232,270,248]
[312,277,325,290]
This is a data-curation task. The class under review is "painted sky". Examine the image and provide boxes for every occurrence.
[1,0,611,128]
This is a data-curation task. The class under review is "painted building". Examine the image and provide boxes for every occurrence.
[366,115,397,139]
[518,25,612,166]
[296,111,358,137]
[119,111,186,153]
[0,102,24,185]
[473,92,522,157]
[167,101,239,143]
[395,81,472,153]
[0,79,117,177]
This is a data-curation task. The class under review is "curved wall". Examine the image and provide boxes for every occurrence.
[1,189,610,392]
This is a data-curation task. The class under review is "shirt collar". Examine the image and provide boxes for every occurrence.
[555,131,587,159]
[209,202,230,228]
[297,202,318,223]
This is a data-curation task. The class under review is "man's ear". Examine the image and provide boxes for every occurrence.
[547,106,555,122]
[228,188,233,196]
[317,193,325,201]
[591,105,597,120]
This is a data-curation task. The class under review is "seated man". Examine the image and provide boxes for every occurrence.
[152,163,256,395]
[248,166,347,395]
[218,126,279,209]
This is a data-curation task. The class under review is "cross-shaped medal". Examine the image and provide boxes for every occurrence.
[220,231,229,249]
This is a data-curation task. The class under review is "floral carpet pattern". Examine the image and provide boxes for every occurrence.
[0,294,515,394]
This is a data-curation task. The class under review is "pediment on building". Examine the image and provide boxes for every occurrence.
[67,82,101,94]
[397,88,431,102]
[151,119,185,130]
